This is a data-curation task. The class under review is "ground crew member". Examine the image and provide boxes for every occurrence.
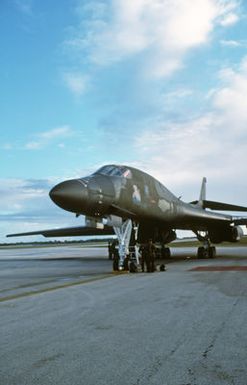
[140,244,147,272]
[112,241,119,271]
[148,239,156,272]
[140,240,156,272]
[108,241,112,260]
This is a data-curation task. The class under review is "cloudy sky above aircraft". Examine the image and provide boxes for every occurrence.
[1,0,247,242]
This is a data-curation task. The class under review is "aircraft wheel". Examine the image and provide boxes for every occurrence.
[129,261,137,273]
[209,246,216,258]
[197,246,206,258]
[162,247,171,259]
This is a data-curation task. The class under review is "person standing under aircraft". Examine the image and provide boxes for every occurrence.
[140,240,156,272]
[148,239,156,272]
[140,244,147,272]
[112,241,119,271]
[108,241,113,259]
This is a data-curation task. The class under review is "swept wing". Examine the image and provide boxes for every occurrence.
[6,225,115,238]
[190,200,247,212]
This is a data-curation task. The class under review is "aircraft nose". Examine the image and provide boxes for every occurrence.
[49,179,87,213]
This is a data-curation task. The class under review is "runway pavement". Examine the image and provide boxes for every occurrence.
[0,245,247,385]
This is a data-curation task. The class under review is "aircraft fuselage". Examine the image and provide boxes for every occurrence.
[49,164,234,243]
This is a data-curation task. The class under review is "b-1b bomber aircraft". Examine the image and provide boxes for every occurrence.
[7,164,247,268]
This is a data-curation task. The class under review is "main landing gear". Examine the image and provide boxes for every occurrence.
[195,232,216,259]
[197,243,216,259]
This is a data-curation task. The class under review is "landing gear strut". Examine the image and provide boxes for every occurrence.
[113,219,133,270]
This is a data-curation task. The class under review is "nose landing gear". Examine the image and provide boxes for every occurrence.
[113,219,133,270]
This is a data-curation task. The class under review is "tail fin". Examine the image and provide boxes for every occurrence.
[189,177,207,208]
[194,177,207,208]
[199,177,207,203]
[190,177,247,212]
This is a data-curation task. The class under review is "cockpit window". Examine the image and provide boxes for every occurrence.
[96,165,132,178]
[97,165,116,175]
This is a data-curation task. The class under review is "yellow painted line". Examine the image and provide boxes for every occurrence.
[112,270,129,275]
[0,274,113,303]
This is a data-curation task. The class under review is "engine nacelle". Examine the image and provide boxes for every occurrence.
[231,225,244,242]
[162,229,177,244]
[209,225,243,244]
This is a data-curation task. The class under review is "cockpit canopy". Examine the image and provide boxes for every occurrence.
[95,165,132,179]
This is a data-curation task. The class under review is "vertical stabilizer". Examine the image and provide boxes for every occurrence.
[198,177,207,208]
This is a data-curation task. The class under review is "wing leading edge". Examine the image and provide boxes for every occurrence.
[6,225,115,238]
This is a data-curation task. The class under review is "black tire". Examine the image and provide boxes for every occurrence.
[165,247,171,258]
[209,246,216,258]
[197,246,205,258]
[129,261,137,273]
[162,247,171,259]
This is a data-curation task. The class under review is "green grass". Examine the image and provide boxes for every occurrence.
[170,236,247,248]
[0,240,110,249]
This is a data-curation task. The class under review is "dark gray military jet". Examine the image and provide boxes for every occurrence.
[7,164,247,267]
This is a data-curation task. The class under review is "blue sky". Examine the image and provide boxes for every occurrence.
[1,0,247,242]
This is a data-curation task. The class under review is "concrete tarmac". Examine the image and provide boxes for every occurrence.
[0,245,247,385]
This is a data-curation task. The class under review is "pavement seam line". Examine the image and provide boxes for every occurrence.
[0,274,112,303]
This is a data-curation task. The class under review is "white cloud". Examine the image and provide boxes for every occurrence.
[69,0,240,79]
[0,179,50,216]
[0,178,84,243]
[135,114,220,186]
[2,143,13,150]
[63,72,89,96]
[25,126,73,150]
[133,56,247,201]
[220,11,239,26]
[214,57,247,130]
[25,141,42,150]
[39,126,72,139]
[220,39,242,46]
[161,88,194,108]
